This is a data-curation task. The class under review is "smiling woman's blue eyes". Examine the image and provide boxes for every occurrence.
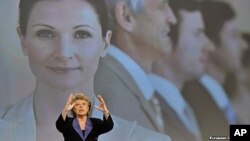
[74,30,92,39]
[35,29,92,39]
[36,30,54,38]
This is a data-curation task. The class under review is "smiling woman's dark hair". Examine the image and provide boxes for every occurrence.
[19,0,109,37]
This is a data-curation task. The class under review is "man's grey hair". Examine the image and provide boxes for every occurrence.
[105,0,145,33]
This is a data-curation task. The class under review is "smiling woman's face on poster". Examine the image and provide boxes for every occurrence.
[18,0,110,89]
[0,0,111,107]
[0,0,112,140]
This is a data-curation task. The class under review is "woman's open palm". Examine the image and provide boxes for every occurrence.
[65,94,75,111]
[94,95,109,114]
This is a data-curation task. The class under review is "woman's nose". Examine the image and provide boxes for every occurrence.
[53,36,74,61]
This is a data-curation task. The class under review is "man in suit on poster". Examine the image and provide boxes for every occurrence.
[95,0,176,134]
[148,0,217,140]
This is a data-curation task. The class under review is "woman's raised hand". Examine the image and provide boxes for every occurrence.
[94,95,110,118]
[62,94,75,120]
[64,94,75,111]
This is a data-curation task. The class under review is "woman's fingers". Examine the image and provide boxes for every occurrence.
[70,93,74,100]
[95,94,109,114]
[69,102,75,110]
[65,94,75,111]
[67,94,73,102]
[67,94,75,104]
[94,105,103,111]
[97,95,102,101]
[97,95,105,104]
[66,102,75,111]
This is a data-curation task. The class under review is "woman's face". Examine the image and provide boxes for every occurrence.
[18,0,111,89]
[73,99,90,116]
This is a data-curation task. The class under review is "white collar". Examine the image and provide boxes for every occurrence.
[107,45,154,100]
[148,73,186,115]
[200,74,230,110]
[2,93,35,122]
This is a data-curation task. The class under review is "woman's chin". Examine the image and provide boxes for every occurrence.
[47,80,82,90]
[76,113,87,117]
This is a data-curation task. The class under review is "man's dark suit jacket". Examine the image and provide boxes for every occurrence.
[56,114,113,141]
[182,80,229,141]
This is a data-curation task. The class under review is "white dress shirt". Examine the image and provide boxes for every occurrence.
[200,74,238,124]
[107,45,165,132]
[148,73,186,116]
[200,75,229,110]
[148,73,201,138]
[107,45,154,100]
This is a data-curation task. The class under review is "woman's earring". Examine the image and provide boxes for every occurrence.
[100,49,107,58]
[101,30,111,58]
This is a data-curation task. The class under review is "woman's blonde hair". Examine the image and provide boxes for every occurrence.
[71,93,92,117]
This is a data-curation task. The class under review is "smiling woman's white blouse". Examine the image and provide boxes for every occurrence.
[0,93,171,141]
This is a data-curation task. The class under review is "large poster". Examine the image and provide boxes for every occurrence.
[0,0,249,141]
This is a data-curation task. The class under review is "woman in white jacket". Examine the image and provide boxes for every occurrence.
[0,0,171,141]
